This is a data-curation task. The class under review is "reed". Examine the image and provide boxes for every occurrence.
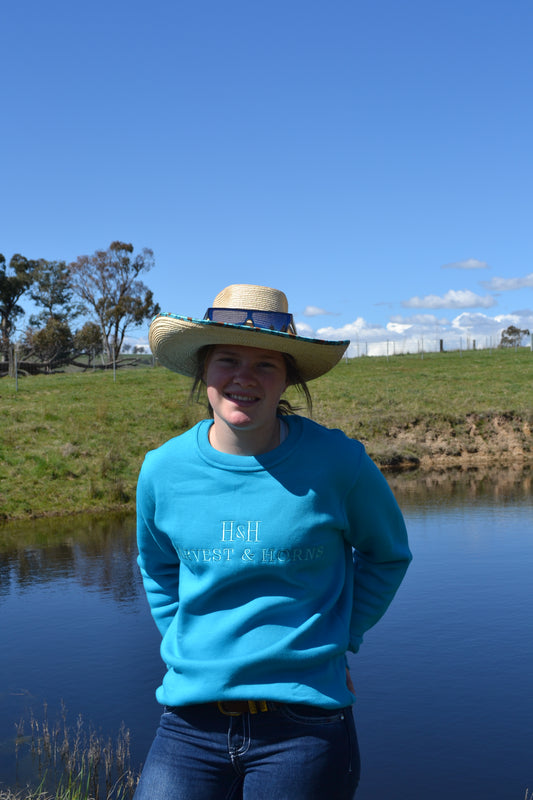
[7,703,138,800]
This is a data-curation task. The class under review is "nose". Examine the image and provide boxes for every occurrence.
[233,361,256,385]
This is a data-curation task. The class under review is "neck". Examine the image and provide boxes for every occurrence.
[209,417,284,456]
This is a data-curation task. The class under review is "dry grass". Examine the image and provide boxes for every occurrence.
[3,704,138,800]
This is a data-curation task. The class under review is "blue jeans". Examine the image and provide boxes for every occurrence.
[134,702,360,799]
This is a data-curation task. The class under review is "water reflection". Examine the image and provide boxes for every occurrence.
[0,512,159,794]
[1,468,532,604]
[0,512,140,605]
[386,462,533,507]
[0,468,532,798]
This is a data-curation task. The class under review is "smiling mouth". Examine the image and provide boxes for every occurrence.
[225,392,258,405]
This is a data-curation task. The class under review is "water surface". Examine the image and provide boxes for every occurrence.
[1,467,532,798]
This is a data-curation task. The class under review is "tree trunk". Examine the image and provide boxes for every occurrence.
[8,344,15,378]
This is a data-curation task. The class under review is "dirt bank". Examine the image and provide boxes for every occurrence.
[366,412,533,470]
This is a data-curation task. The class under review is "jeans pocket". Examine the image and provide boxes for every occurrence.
[280,703,348,725]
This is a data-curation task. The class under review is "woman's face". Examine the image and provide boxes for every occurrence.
[204,344,288,439]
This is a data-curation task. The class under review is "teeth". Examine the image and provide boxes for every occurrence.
[227,393,255,402]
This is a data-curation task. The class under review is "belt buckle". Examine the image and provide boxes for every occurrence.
[217,701,243,716]
[217,701,269,716]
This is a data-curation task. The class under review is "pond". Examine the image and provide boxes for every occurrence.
[0,466,532,799]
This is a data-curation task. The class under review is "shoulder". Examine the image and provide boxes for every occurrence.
[298,416,365,457]
[140,421,206,475]
[293,416,367,480]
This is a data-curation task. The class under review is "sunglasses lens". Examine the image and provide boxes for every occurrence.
[207,309,248,325]
[247,311,291,331]
[205,308,292,332]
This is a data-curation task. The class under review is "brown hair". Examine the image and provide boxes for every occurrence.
[189,345,313,417]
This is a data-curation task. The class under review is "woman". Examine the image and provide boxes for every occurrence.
[135,284,411,800]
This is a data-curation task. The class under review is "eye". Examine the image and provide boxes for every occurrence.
[258,360,280,371]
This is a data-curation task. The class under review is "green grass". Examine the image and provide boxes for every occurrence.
[311,348,533,466]
[1,348,532,521]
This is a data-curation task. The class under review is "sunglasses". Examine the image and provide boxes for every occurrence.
[204,307,295,333]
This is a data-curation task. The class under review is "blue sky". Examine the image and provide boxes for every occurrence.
[2,0,532,356]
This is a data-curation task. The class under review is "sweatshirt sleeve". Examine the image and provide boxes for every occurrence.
[136,461,180,638]
[344,451,412,653]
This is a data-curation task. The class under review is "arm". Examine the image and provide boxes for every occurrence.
[344,453,412,652]
[136,465,180,638]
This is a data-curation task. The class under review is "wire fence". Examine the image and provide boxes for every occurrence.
[346,334,533,359]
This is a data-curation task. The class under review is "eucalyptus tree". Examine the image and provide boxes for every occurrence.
[22,318,74,368]
[73,321,104,367]
[500,325,530,348]
[69,241,160,362]
[0,253,35,369]
[29,259,85,326]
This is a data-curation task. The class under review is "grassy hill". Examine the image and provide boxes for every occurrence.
[1,348,532,521]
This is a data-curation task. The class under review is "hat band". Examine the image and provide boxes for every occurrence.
[204,307,295,333]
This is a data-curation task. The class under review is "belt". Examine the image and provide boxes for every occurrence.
[169,700,344,718]
[215,700,273,716]
[168,700,275,716]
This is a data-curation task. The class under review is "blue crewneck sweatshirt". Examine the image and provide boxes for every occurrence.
[136,415,411,709]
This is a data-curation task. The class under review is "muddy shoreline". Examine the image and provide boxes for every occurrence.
[366,412,532,472]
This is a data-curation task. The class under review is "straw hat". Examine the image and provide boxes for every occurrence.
[149,284,349,381]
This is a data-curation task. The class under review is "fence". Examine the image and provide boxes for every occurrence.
[346,334,533,359]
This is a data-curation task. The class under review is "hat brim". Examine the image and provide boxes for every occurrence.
[149,314,349,382]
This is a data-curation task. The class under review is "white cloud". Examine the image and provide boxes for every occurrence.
[495,310,533,329]
[305,308,532,357]
[480,272,533,291]
[124,335,149,347]
[441,258,489,270]
[450,310,533,342]
[451,312,504,335]
[402,289,496,310]
[387,322,412,335]
[122,334,150,353]
[303,305,330,317]
[317,318,385,341]
[295,302,533,358]
[293,320,316,337]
